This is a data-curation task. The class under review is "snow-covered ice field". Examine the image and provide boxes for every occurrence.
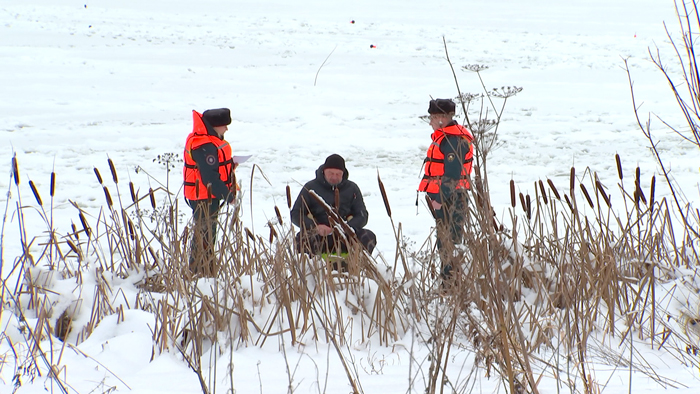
[2,0,699,392]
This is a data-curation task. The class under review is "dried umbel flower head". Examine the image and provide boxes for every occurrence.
[454,92,482,105]
[489,86,523,99]
[462,64,489,72]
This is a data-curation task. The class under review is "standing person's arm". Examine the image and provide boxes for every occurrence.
[439,136,470,201]
[191,144,233,203]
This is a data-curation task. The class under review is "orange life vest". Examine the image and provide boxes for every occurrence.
[183,110,234,200]
[418,124,474,193]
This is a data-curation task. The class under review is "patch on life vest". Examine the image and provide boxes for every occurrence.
[446,153,456,162]
[206,155,217,166]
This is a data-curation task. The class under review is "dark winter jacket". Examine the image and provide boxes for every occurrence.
[291,165,369,232]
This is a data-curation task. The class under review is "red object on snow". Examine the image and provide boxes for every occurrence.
[370,44,376,48]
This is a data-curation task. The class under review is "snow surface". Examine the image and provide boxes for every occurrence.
[1,0,699,393]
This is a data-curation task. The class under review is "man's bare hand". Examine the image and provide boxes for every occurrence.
[430,199,442,210]
[315,224,333,236]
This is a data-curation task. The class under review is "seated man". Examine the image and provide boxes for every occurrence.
[291,154,377,257]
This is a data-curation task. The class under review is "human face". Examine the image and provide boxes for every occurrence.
[323,168,344,186]
[429,114,450,131]
[213,125,228,138]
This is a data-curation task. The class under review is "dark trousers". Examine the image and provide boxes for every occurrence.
[188,199,221,277]
[430,190,469,278]
[295,228,377,256]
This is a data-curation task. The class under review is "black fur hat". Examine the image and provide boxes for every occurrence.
[202,108,231,127]
[427,99,456,115]
[322,154,346,171]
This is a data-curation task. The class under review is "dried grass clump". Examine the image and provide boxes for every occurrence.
[4,140,700,394]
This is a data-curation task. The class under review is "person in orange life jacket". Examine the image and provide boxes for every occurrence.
[291,154,377,257]
[183,108,236,276]
[418,99,474,278]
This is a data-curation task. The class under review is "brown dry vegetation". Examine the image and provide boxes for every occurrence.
[3,134,700,394]
[3,2,700,393]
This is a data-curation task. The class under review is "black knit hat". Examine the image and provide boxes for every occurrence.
[202,108,232,127]
[322,154,346,171]
[427,99,456,115]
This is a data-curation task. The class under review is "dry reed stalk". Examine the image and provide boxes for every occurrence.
[10,142,699,394]
[649,175,656,213]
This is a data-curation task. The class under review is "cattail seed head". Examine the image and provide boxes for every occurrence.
[538,180,548,205]
[269,226,277,243]
[127,218,135,240]
[286,185,292,209]
[149,188,156,209]
[564,194,573,212]
[595,180,611,208]
[274,206,284,225]
[615,154,623,180]
[50,172,55,197]
[547,179,561,200]
[129,182,136,203]
[509,179,516,208]
[66,239,80,256]
[525,194,531,220]
[569,167,575,193]
[94,168,103,184]
[519,192,527,213]
[29,180,43,206]
[378,174,392,218]
[103,186,113,208]
[12,155,19,185]
[580,183,594,208]
[636,182,647,205]
[108,158,118,184]
[245,227,255,241]
[79,212,91,237]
